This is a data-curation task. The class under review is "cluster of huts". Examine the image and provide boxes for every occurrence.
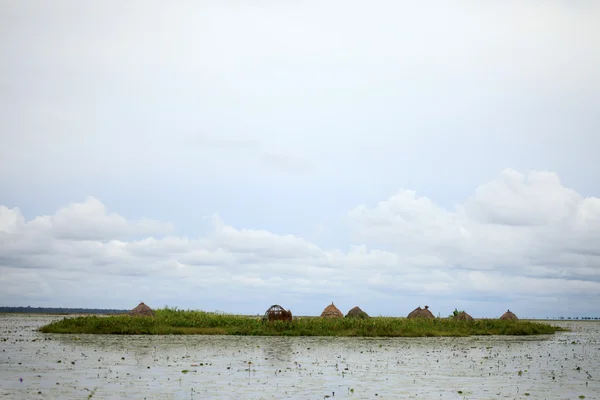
[405,305,517,321]
[258,303,519,322]
[126,302,519,322]
[263,303,519,321]
[261,303,371,322]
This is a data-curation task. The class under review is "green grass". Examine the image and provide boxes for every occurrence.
[37,308,566,337]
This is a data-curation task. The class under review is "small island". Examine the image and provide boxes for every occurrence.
[38,306,565,337]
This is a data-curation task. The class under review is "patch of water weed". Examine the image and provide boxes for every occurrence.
[38,308,566,337]
[86,387,98,399]
[1,315,595,399]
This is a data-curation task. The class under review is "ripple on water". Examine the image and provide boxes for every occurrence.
[0,315,598,399]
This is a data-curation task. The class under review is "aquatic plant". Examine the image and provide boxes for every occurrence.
[38,308,566,337]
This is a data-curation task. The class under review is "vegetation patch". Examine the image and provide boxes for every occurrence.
[38,308,567,337]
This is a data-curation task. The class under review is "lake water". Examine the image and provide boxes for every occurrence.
[0,315,598,399]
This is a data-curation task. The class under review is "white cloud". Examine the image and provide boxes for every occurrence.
[0,205,24,233]
[0,169,599,317]
[48,197,173,240]
[462,169,581,226]
[349,169,600,278]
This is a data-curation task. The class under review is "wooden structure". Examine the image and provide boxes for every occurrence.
[263,304,293,323]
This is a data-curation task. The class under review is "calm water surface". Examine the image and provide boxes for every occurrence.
[0,315,598,399]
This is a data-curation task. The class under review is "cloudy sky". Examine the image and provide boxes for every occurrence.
[1,1,599,318]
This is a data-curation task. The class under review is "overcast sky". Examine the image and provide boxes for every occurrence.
[1,0,599,318]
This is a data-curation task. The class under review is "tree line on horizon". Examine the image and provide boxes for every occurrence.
[0,306,128,315]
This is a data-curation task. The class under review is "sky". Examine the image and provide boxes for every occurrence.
[1,0,599,318]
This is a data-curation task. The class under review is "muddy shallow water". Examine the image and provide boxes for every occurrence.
[0,315,598,399]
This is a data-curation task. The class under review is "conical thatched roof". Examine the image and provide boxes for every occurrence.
[500,309,518,320]
[321,302,343,318]
[345,306,370,319]
[407,305,435,319]
[454,311,474,321]
[128,302,155,317]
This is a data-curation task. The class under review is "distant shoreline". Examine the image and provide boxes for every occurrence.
[0,307,128,315]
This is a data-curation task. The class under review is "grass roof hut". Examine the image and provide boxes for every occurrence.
[128,302,155,317]
[345,306,370,319]
[454,311,474,321]
[500,309,518,321]
[321,302,343,318]
[263,304,292,323]
[407,305,435,319]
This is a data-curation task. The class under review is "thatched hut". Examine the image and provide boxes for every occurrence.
[407,305,435,319]
[263,304,293,323]
[454,311,474,321]
[128,302,155,317]
[321,302,343,318]
[345,306,370,319]
[500,309,518,321]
